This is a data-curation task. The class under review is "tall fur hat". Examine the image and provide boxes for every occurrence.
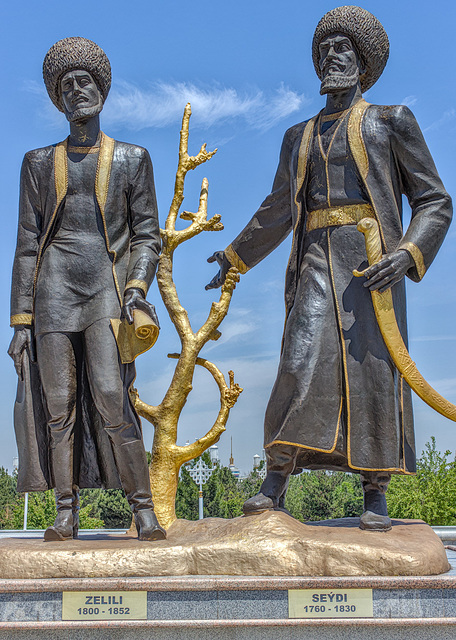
[43,37,111,112]
[312,6,389,92]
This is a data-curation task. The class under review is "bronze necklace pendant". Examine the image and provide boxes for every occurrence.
[317,108,351,162]
[317,107,352,206]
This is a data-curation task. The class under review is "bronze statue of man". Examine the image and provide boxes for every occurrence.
[9,37,166,541]
[207,6,452,530]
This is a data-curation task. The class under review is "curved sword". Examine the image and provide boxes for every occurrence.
[353,217,456,422]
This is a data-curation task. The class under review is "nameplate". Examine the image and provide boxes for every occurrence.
[288,588,373,618]
[62,591,147,620]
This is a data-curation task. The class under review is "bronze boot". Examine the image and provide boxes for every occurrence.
[45,435,75,541]
[44,493,74,541]
[135,509,166,541]
[112,439,166,541]
[359,471,392,531]
[243,470,289,515]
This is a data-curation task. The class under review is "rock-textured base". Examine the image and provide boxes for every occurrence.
[0,511,449,579]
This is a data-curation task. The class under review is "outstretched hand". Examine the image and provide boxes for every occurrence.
[122,288,160,328]
[363,249,413,293]
[205,251,231,290]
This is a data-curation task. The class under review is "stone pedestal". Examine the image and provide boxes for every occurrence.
[0,515,453,638]
[0,554,454,639]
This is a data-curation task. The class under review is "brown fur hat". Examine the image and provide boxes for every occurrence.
[43,37,111,111]
[312,6,389,92]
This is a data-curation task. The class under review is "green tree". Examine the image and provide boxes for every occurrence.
[331,473,364,518]
[78,505,104,528]
[3,438,452,528]
[238,470,263,505]
[175,460,365,523]
[285,471,363,522]
[8,490,104,529]
[387,437,456,525]
[0,467,19,528]
[6,490,56,529]
[80,489,131,529]
[175,464,199,520]
[175,456,249,520]
[204,466,244,519]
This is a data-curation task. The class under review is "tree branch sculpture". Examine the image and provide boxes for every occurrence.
[131,104,243,529]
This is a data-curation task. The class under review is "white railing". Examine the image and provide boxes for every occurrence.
[0,526,455,541]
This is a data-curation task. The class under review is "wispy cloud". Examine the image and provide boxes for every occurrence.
[204,307,257,351]
[423,108,456,133]
[104,80,310,132]
[244,84,309,131]
[24,79,310,133]
[23,80,65,129]
[136,353,277,416]
[23,79,45,96]
[209,319,255,347]
[401,95,417,108]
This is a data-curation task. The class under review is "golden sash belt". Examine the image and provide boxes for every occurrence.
[306,203,375,232]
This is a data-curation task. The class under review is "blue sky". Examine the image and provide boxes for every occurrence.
[0,0,455,476]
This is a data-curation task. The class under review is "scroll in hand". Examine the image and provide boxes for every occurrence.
[111,309,159,364]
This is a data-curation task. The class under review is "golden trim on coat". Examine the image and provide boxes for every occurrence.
[280,116,317,352]
[32,139,68,303]
[10,313,33,327]
[124,279,148,296]
[266,397,343,455]
[398,241,426,280]
[327,227,352,460]
[225,244,249,274]
[286,117,317,313]
[94,133,121,303]
[294,118,317,209]
[348,100,388,253]
[31,133,121,315]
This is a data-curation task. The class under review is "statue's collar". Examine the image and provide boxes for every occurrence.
[53,132,115,214]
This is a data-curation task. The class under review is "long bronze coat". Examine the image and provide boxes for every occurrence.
[226,100,452,474]
[11,133,160,491]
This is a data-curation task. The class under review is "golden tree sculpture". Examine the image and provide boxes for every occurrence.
[131,104,243,529]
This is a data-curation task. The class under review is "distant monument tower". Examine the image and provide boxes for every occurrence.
[229,437,240,479]
[209,445,220,466]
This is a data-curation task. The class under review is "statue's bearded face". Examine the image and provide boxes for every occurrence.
[318,33,363,95]
[60,69,103,122]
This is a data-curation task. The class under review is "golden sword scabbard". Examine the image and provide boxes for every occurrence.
[354,217,456,422]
